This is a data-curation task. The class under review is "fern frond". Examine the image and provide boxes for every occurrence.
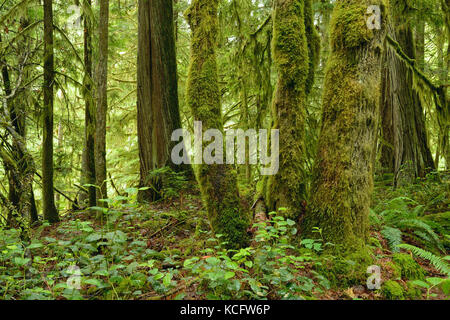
[397,244,450,277]
[382,227,402,252]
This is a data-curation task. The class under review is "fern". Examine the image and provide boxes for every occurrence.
[381,227,402,252]
[378,197,444,252]
[397,244,450,277]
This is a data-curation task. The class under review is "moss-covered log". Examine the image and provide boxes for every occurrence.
[302,0,386,250]
[185,0,249,249]
[265,0,310,221]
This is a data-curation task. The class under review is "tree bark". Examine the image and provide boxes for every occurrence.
[380,0,435,186]
[83,0,96,208]
[137,0,185,202]
[265,0,314,221]
[95,0,109,205]
[42,0,59,223]
[303,0,386,249]
[185,0,249,249]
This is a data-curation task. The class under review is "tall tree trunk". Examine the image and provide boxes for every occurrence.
[95,0,109,205]
[137,0,185,202]
[443,0,450,170]
[185,0,249,249]
[0,23,38,225]
[265,0,311,221]
[303,0,386,249]
[42,0,59,223]
[380,0,435,186]
[83,0,96,208]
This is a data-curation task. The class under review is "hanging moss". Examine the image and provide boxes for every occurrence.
[185,0,249,249]
[302,0,387,251]
[265,0,309,221]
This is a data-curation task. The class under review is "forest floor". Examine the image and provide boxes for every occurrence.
[0,173,449,300]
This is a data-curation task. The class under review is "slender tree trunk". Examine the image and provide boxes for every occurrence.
[95,0,109,205]
[0,25,38,225]
[185,0,249,249]
[55,121,63,206]
[83,0,96,208]
[265,0,311,221]
[303,0,386,249]
[137,0,185,202]
[444,0,450,170]
[43,0,59,223]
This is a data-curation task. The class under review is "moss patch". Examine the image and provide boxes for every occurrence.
[392,253,425,280]
[315,249,374,287]
[382,280,405,300]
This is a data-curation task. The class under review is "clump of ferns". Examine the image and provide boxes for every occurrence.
[370,197,445,254]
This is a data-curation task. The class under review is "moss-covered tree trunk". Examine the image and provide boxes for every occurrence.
[185,0,249,249]
[43,0,59,223]
[303,0,386,249]
[137,0,185,202]
[380,0,435,186]
[265,0,311,221]
[95,0,109,205]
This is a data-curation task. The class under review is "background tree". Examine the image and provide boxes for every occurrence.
[95,0,109,204]
[136,0,185,202]
[42,0,59,223]
[82,0,96,208]
[380,0,435,186]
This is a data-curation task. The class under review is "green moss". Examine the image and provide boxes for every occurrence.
[265,0,309,221]
[185,0,249,249]
[302,0,386,250]
[330,1,374,51]
[406,282,422,300]
[382,280,405,300]
[392,253,425,280]
[386,262,402,279]
[315,249,374,287]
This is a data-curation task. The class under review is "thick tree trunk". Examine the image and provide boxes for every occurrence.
[137,0,185,202]
[265,0,310,221]
[185,0,249,249]
[83,0,96,208]
[303,0,386,249]
[95,0,109,205]
[42,0,59,223]
[380,0,435,186]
